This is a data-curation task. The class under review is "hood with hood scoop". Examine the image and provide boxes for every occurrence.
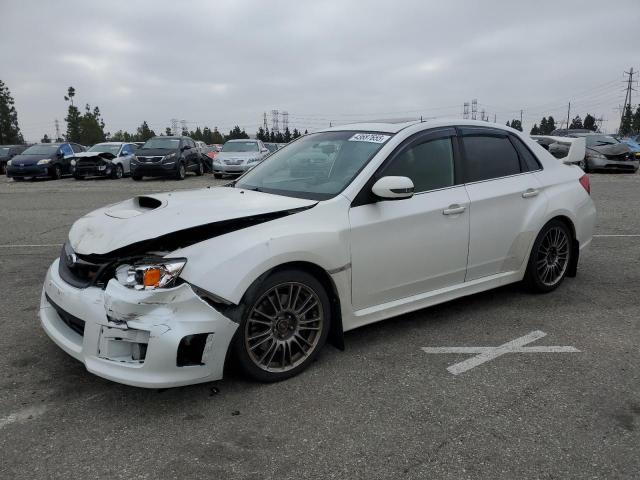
[68,186,316,256]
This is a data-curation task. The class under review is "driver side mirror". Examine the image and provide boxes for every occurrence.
[371,176,414,200]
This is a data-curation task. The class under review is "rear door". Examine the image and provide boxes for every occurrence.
[349,128,470,310]
[460,128,547,280]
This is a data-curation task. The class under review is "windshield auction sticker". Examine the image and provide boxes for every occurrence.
[348,133,391,143]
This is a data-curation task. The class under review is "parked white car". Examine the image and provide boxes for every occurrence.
[212,139,270,177]
[40,120,596,388]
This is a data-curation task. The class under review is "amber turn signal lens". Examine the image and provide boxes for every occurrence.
[143,268,162,287]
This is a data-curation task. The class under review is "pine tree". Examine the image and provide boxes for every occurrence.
[292,128,301,139]
[530,124,540,135]
[264,127,270,142]
[304,129,308,135]
[211,127,225,144]
[632,105,640,134]
[165,127,172,136]
[583,114,597,132]
[41,134,51,143]
[539,117,548,134]
[136,121,155,142]
[283,127,291,143]
[256,127,265,141]
[546,116,556,134]
[270,131,276,142]
[0,80,24,144]
[505,120,511,128]
[64,87,81,143]
[569,115,583,130]
[619,105,633,136]
[509,119,522,131]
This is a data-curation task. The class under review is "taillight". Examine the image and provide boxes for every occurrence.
[579,174,590,195]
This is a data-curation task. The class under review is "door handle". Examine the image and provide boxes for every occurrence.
[522,188,539,198]
[443,204,466,215]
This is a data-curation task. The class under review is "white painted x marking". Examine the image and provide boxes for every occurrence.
[422,330,580,375]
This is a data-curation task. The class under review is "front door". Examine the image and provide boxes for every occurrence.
[349,130,470,311]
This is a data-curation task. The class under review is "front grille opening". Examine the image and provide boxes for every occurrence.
[45,293,85,336]
[177,333,212,367]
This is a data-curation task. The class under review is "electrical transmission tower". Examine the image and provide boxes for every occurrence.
[271,110,279,133]
[463,102,469,119]
[282,111,289,131]
[619,67,636,133]
[471,99,478,120]
[263,112,268,130]
[180,120,188,135]
[171,119,178,135]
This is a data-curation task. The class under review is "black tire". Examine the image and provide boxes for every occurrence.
[230,269,331,382]
[213,173,223,179]
[73,175,84,180]
[582,158,590,173]
[195,161,204,176]
[524,219,573,293]
[132,174,143,181]
[112,164,124,179]
[12,177,25,182]
[51,164,62,180]
[176,162,186,180]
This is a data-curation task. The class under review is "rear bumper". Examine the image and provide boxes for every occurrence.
[6,165,51,178]
[40,259,238,388]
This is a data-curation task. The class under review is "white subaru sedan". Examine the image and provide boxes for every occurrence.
[40,120,596,387]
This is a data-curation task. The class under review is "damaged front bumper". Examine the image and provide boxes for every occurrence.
[40,259,238,388]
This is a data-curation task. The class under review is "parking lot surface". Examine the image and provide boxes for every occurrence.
[1,173,639,479]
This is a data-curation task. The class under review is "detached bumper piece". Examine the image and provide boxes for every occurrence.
[40,259,238,388]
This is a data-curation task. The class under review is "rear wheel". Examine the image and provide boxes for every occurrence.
[112,164,124,179]
[132,173,143,181]
[230,269,331,382]
[73,175,84,180]
[195,161,204,176]
[524,220,572,293]
[213,173,223,179]
[12,177,25,182]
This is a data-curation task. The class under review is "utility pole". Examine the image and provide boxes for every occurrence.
[463,102,469,119]
[262,112,268,131]
[493,114,497,123]
[520,109,523,125]
[471,99,478,120]
[566,102,571,133]
[619,67,636,133]
[54,119,60,141]
[282,111,289,132]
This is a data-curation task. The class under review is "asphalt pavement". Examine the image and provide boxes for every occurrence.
[0,172,638,479]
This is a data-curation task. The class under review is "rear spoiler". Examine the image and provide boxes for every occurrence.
[531,135,586,165]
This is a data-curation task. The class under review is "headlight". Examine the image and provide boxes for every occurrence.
[588,152,606,160]
[37,158,51,165]
[248,158,261,164]
[6,160,12,166]
[162,153,176,161]
[70,159,76,166]
[115,258,187,290]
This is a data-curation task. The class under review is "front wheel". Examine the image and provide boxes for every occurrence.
[175,162,186,180]
[230,269,331,382]
[524,220,573,293]
[213,173,223,179]
[195,161,204,176]
[112,164,124,179]
[51,164,62,180]
[132,173,143,181]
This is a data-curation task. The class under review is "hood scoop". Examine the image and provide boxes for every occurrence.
[105,196,166,219]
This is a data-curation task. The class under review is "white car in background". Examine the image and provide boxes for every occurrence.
[212,139,270,177]
[72,142,138,179]
[40,120,595,388]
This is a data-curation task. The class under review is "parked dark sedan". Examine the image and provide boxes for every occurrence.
[0,144,29,174]
[550,134,638,172]
[131,136,204,180]
[5,142,85,180]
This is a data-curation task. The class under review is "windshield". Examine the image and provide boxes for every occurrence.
[22,144,59,155]
[0,147,10,155]
[235,131,392,200]
[87,144,121,155]
[572,134,619,147]
[142,138,180,149]
[221,141,259,152]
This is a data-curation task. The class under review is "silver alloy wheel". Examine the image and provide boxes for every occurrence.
[115,164,123,179]
[245,282,324,373]
[536,226,569,286]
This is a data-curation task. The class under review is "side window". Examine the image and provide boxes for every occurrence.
[60,144,74,157]
[70,143,83,153]
[509,135,542,172]
[187,138,195,148]
[462,135,521,182]
[383,137,455,193]
[121,145,132,155]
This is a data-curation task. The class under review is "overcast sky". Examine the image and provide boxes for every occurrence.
[1,0,638,141]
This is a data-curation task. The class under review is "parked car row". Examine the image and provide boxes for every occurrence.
[3,135,283,182]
